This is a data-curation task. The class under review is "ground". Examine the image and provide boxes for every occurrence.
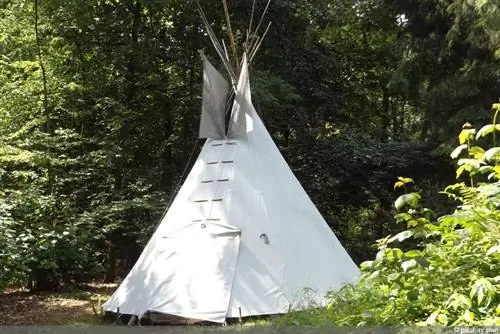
[0,284,271,328]
[0,283,117,325]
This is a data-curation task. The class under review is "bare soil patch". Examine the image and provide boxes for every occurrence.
[0,283,117,325]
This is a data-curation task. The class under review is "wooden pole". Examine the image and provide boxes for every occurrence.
[246,0,257,49]
[221,0,239,69]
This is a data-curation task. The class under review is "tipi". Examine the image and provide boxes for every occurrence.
[102,3,360,325]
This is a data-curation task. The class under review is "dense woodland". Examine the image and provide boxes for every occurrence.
[1,0,499,326]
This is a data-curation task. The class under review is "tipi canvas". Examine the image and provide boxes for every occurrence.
[102,52,360,324]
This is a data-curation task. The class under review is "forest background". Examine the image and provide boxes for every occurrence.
[0,0,499,296]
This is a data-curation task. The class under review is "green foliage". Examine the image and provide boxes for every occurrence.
[0,127,102,289]
[276,107,500,327]
[386,0,500,146]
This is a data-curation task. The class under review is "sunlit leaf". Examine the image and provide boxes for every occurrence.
[470,278,495,306]
[463,310,475,322]
[476,124,500,139]
[397,176,414,184]
[451,144,468,159]
[387,273,400,281]
[407,219,419,228]
[404,250,422,258]
[437,313,448,325]
[446,293,472,310]
[486,245,500,256]
[457,158,483,169]
[394,177,414,189]
[388,230,414,243]
[459,128,476,144]
[468,146,485,159]
[401,259,418,272]
[395,193,421,210]
[394,181,405,189]
[484,147,500,162]
[360,261,374,270]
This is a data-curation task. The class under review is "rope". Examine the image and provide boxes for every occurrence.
[153,137,201,230]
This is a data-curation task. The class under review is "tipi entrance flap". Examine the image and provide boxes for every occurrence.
[147,221,241,323]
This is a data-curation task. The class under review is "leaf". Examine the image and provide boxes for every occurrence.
[388,230,414,243]
[397,176,414,184]
[425,311,439,325]
[437,313,448,325]
[415,257,430,268]
[394,177,413,189]
[468,146,485,159]
[404,250,422,258]
[446,293,472,310]
[383,248,403,261]
[486,245,500,256]
[401,259,418,272]
[387,273,400,281]
[369,270,380,279]
[457,158,482,169]
[470,278,495,306]
[456,164,468,179]
[476,124,500,139]
[483,147,500,162]
[459,128,476,144]
[394,181,405,189]
[463,310,475,322]
[394,193,421,211]
[389,248,403,260]
[479,165,494,174]
[360,261,374,270]
[450,144,468,159]
[407,220,419,228]
[395,212,412,223]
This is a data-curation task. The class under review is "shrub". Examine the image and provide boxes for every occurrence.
[276,102,500,327]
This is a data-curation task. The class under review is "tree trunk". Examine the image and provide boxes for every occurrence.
[104,242,118,283]
[381,86,390,141]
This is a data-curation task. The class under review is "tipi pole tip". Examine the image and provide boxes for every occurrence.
[221,0,238,67]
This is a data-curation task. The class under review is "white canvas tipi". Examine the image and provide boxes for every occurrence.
[103,12,360,323]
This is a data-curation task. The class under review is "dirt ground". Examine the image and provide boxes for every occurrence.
[0,283,117,325]
[0,283,273,329]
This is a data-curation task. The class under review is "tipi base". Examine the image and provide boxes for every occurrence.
[141,312,217,326]
[103,310,274,326]
[103,311,219,326]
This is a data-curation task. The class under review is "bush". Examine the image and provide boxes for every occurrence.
[276,103,500,327]
[0,188,101,291]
